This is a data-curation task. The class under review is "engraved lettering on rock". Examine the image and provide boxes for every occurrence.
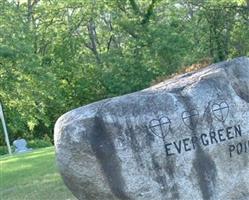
[146,101,249,158]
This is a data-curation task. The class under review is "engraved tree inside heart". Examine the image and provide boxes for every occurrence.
[149,116,171,139]
[182,109,199,130]
[212,101,229,122]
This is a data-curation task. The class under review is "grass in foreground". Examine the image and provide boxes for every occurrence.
[0,147,77,200]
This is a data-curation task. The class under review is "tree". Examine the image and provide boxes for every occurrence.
[0,0,248,145]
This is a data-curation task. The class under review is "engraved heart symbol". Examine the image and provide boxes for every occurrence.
[212,101,229,122]
[182,109,199,130]
[149,116,171,139]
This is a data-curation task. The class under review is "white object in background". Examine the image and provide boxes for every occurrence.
[13,138,32,153]
[0,103,12,155]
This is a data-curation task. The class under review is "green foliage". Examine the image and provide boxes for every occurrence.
[0,0,248,145]
[0,146,14,156]
[0,136,52,155]
[27,136,53,149]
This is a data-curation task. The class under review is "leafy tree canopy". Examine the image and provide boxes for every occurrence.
[0,0,248,144]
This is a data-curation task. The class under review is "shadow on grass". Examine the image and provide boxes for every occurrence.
[1,172,76,200]
[0,147,76,200]
[0,147,54,163]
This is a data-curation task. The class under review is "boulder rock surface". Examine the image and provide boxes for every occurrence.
[54,57,249,200]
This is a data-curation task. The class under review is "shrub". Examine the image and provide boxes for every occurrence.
[27,139,53,149]
[0,145,14,156]
[0,135,53,155]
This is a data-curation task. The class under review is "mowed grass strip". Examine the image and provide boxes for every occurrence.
[0,147,76,200]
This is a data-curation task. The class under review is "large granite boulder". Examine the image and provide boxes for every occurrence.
[54,57,249,200]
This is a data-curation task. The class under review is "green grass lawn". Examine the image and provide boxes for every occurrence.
[0,147,77,200]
